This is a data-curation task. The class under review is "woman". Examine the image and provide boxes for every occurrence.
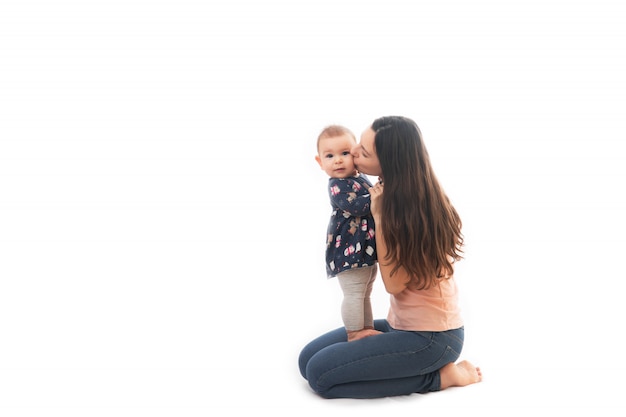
[298,116,481,399]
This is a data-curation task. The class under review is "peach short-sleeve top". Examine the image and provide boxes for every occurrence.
[387,276,463,331]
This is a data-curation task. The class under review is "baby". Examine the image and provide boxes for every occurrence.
[315,125,377,341]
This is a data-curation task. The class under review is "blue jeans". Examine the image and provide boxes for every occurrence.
[298,319,464,399]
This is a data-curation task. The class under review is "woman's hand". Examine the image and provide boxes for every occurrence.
[369,182,383,217]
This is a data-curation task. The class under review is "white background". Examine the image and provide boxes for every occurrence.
[1,0,625,415]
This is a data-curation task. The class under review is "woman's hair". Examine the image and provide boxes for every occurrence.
[372,116,463,290]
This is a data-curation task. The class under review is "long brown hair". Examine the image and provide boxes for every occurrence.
[373,116,463,290]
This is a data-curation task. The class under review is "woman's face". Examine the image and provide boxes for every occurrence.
[351,127,382,177]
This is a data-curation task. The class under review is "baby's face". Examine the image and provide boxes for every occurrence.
[315,134,358,179]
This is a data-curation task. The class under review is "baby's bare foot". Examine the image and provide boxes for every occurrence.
[439,360,482,390]
[347,328,382,342]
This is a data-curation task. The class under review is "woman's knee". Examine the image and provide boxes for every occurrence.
[304,356,332,397]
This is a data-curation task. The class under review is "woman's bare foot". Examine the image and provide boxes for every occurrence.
[439,360,482,389]
[347,328,382,342]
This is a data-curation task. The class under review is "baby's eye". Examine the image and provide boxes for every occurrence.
[342,151,351,156]
[324,153,334,159]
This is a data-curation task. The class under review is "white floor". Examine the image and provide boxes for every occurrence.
[5,240,624,417]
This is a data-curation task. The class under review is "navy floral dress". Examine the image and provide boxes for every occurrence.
[324,174,377,277]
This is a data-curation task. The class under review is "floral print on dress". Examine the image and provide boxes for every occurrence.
[324,174,377,278]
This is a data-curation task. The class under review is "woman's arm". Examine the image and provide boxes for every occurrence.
[370,184,409,295]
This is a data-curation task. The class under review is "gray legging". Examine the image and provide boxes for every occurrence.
[336,264,377,331]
